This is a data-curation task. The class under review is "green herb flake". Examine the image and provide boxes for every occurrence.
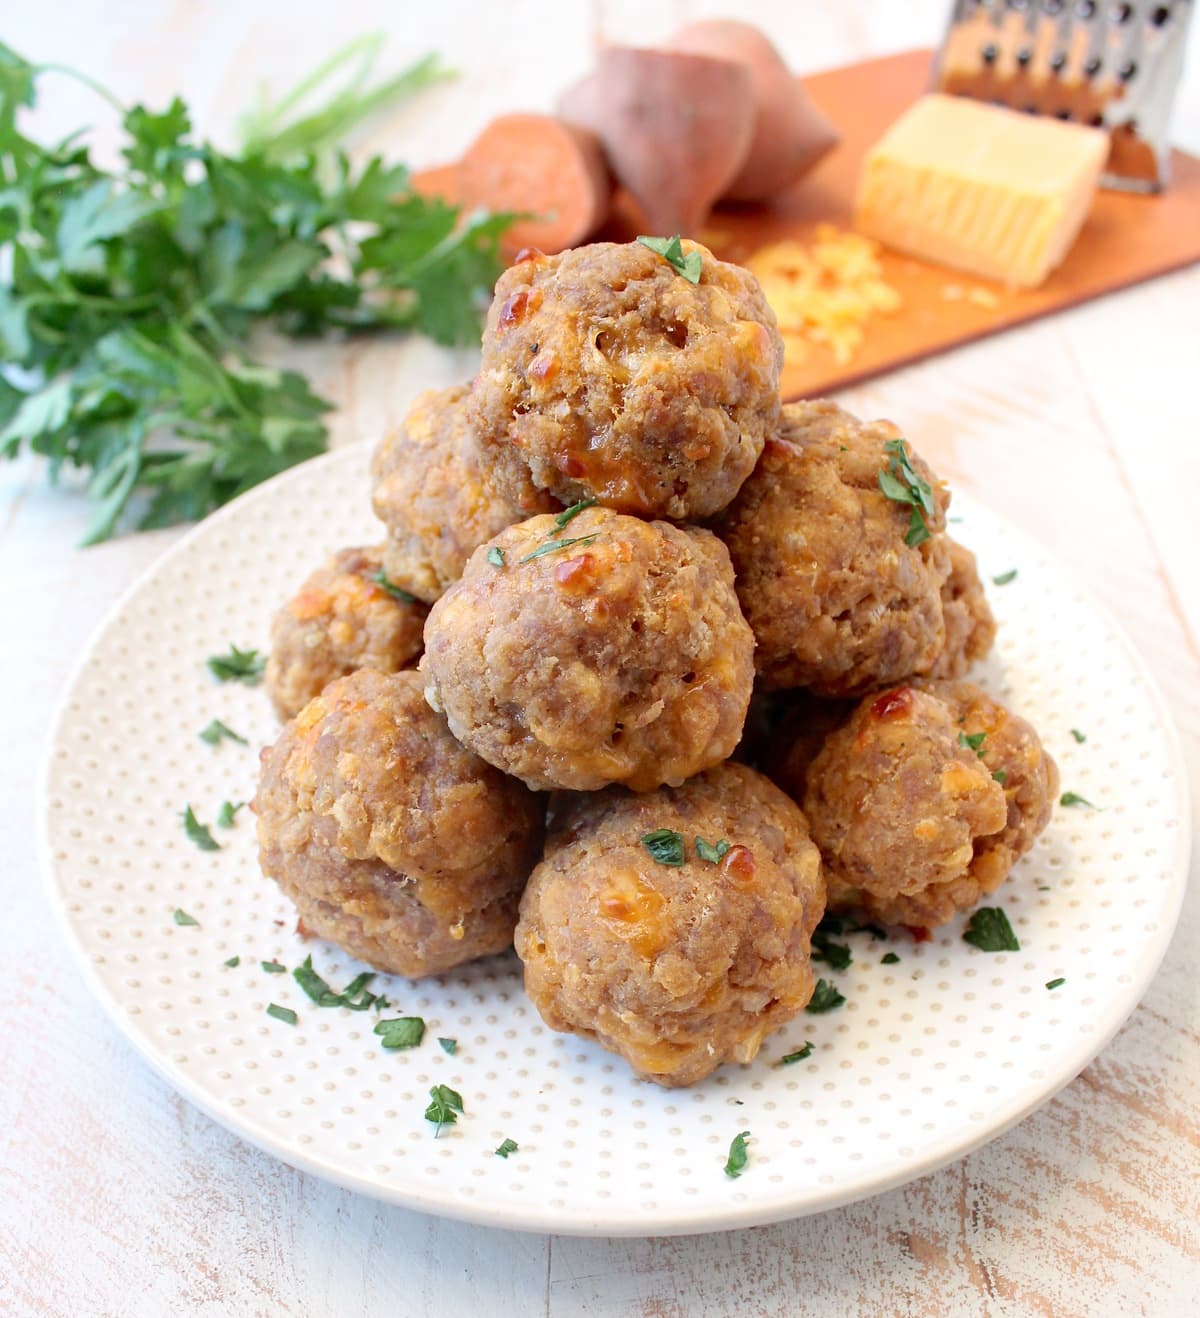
[877,438,936,547]
[517,533,598,564]
[293,955,378,1010]
[495,1138,519,1159]
[266,1003,298,1025]
[223,955,240,968]
[780,1042,814,1065]
[805,978,846,1014]
[293,955,333,1003]
[425,1084,464,1135]
[957,730,987,755]
[695,836,731,864]
[438,1037,457,1055]
[198,718,248,746]
[1045,977,1066,991]
[1070,728,1087,744]
[173,908,199,927]
[206,646,265,685]
[881,952,900,965]
[637,234,702,284]
[811,929,853,972]
[374,1016,426,1050]
[992,569,1018,586]
[217,800,246,828]
[552,498,597,532]
[723,1130,751,1178]
[366,569,417,604]
[261,960,286,974]
[1060,791,1098,809]
[992,770,1008,786]
[180,804,220,852]
[641,828,685,867]
[486,546,505,567]
[963,907,1020,952]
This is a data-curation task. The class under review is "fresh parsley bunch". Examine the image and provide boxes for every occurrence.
[0,40,512,543]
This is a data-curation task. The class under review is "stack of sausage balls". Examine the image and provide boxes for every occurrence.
[254,240,1058,1088]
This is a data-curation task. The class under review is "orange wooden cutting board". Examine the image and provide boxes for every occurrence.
[694,49,1200,398]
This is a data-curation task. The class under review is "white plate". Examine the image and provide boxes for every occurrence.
[41,441,1191,1236]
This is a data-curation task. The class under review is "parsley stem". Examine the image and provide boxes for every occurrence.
[35,62,126,115]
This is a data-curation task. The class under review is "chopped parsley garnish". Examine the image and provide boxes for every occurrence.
[425,1084,464,1135]
[199,718,248,746]
[780,1042,814,1065]
[878,438,935,547]
[1046,977,1065,990]
[266,1003,297,1025]
[811,928,853,972]
[637,234,702,284]
[366,568,417,604]
[180,805,220,851]
[695,836,731,864]
[293,956,378,1009]
[261,960,286,974]
[518,533,598,564]
[1060,791,1097,809]
[957,730,987,755]
[992,569,1018,586]
[206,645,265,685]
[224,955,240,968]
[992,770,1008,786]
[805,978,846,1013]
[217,800,246,828]
[173,908,199,926]
[723,1130,751,1178]
[552,498,597,531]
[641,828,685,867]
[293,956,332,1002]
[495,1138,519,1159]
[374,1016,426,1049]
[438,1037,458,1055]
[487,546,505,567]
[963,907,1020,952]
[881,952,900,965]
[1070,728,1087,744]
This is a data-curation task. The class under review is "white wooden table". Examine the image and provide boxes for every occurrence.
[4,3,1198,1314]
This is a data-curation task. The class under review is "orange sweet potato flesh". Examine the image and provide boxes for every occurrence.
[668,20,840,202]
[559,47,754,237]
[455,112,612,255]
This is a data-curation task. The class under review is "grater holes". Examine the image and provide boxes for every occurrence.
[1118,59,1138,81]
[1150,5,1172,25]
[1077,0,1097,17]
[1112,2,1134,21]
[1084,54,1103,76]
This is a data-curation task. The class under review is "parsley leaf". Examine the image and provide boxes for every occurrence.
[641,828,685,867]
[992,569,1018,586]
[261,960,286,974]
[780,1042,814,1065]
[811,928,853,972]
[180,804,220,851]
[992,770,1008,785]
[216,800,246,828]
[366,569,417,604]
[552,498,597,531]
[425,1084,464,1135]
[173,908,199,926]
[723,1130,751,1178]
[207,646,265,685]
[1046,977,1065,990]
[1060,791,1098,809]
[495,1138,519,1159]
[637,234,702,284]
[199,718,248,746]
[963,907,1020,952]
[805,978,846,1013]
[695,836,731,864]
[1070,728,1087,744]
[877,438,935,547]
[266,1003,298,1025]
[487,546,505,567]
[881,952,900,965]
[293,955,378,1009]
[374,1016,426,1049]
[517,534,599,564]
[438,1037,457,1055]
[957,730,987,755]
[223,955,240,968]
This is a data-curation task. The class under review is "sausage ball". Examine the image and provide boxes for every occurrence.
[754,690,854,802]
[928,538,997,680]
[370,384,555,604]
[803,680,1058,929]
[421,507,755,792]
[470,240,784,521]
[264,545,427,721]
[515,764,826,1087]
[254,669,544,978]
[713,399,952,696]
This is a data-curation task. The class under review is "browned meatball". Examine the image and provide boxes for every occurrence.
[713,400,952,696]
[370,384,556,603]
[470,241,783,521]
[803,680,1058,929]
[264,546,427,721]
[928,538,997,680]
[421,507,754,792]
[755,690,854,802]
[254,670,544,978]
[515,764,826,1087]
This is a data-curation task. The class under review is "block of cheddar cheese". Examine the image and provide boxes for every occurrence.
[854,94,1108,289]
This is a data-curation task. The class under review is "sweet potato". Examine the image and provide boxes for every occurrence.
[559,47,754,237]
[455,113,612,255]
[667,20,840,202]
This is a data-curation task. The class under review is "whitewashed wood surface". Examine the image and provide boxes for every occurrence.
[3,2,1199,1314]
